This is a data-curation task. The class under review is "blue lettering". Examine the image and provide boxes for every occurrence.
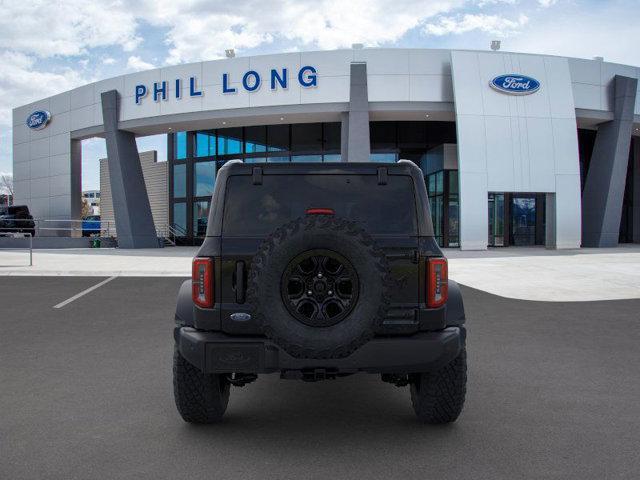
[153,81,167,101]
[270,68,287,90]
[298,66,317,87]
[189,76,202,97]
[242,70,261,92]
[222,73,236,93]
[175,79,181,99]
[135,85,147,104]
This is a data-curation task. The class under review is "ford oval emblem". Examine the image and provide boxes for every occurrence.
[490,74,540,95]
[230,312,252,322]
[26,110,52,130]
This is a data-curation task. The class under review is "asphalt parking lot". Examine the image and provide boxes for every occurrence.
[1,276,639,479]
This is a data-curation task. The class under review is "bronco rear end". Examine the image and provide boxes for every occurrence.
[173,160,467,424]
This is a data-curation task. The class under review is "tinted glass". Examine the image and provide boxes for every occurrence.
[195,131,215,157]
[223,174,417,236]
[449,170,459,195]
[266,156,289,163]
[398,122,427,148]
[291,123,322,152]
[435,171,444,195]
[173,202,187,233]
[267,124,289,151]
[193,201,210,237]
[173,163,186,198]
[194,161,216,197]
[245,126,267,153]
[323,123,341,152]
[370,122,396,150]
[174,132,187,160]
[218,127,242,155]
[291,154,322,162]
[323,154,341,162]
[370,153,397,163]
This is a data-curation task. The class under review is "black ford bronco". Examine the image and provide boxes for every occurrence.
[173,160,466,424]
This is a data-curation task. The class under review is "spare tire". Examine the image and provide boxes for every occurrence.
[247,214,391,359]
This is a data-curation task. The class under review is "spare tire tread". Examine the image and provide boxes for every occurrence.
[247,215,392,359]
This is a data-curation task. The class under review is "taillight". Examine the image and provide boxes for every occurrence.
[305,208,335,215]
[427,257,448,308]
[192,257,214,308]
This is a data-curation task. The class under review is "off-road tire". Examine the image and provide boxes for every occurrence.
[247,214,392,359]
[410,346,467,424]
[173,346,230,423]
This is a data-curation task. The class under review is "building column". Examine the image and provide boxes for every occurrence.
[633,138,640,243]
[101,90,159,248]
[345,62,370,162]
[582,75,638,247]
[545,193,557,248]
[458,171,488,250]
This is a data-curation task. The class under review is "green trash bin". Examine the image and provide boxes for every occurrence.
[91,238,101,248]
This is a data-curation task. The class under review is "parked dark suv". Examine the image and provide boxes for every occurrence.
[0,205,35,237]
[173,161,467,424]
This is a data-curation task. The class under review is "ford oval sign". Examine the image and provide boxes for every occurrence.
[490,74,540,95]
[26,110,51,130]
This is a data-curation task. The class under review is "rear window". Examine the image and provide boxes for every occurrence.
[222,174,417,235]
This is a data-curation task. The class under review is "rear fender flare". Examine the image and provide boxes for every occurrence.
[445,280,465,326]
[175,280,194,327]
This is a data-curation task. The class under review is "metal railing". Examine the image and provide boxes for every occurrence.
[0,218,115,237]
[156,223,189,246]
[1,219,189,249]
[0,232,33,266]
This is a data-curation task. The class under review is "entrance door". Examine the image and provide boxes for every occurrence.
[488,193,505,246]
[510,196,537,246]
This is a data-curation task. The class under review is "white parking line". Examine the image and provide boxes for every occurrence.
[53,276,118,309]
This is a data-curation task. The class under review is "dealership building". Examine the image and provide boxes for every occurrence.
[11,48,640,249]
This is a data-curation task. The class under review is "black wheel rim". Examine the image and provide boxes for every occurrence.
[281,249,359,327]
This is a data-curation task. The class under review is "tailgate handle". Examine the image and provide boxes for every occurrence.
[235,261,246,303]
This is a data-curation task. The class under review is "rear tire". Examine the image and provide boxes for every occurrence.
[410,346,467,424]
[173,346,230,423]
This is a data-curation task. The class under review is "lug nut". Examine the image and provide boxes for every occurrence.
[328,290,333,295]
[317,273,323,278]
[307,290,313,295]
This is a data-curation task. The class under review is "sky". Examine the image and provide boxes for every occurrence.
[0,0,639,191]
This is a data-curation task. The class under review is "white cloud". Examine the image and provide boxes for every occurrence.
[0,0,141,57]
[126,55,156,72]
[0,51,87,125]
[0,51,89,172]
[538,0,558,7]
[102,57,116,65]
[507,10,640,66]
[134,0,466,64]
[424,13,529,36]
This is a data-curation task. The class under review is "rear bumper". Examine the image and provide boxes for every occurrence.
[175,326,465,375]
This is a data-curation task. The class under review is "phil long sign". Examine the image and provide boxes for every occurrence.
[135,66,318,105]
[490,74,540,95]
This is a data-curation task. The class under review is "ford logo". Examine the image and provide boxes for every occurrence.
[490,74,540,95]
[26,110,51,130]
[230,312,252,322]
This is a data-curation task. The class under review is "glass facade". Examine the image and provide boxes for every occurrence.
[168,121,458,241]
[425,170,459,247]
[169,122,344,240]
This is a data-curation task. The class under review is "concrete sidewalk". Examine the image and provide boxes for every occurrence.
[1,245,639,301]
[445,245,640,301]
[0,247,196,277]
